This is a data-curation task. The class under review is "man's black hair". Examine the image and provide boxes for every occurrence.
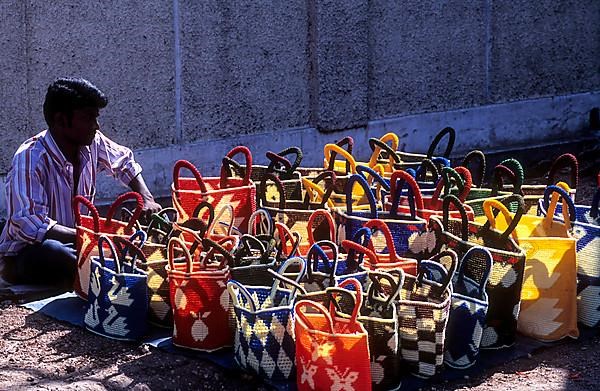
[43,77,108,127]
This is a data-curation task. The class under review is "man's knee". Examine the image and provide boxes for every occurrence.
[40,239,76,261]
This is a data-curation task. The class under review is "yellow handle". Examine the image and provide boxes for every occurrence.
[367,132,399,169]
[546,181,572,231]
[323,143,357,174]
[301,177,336,208]
[482,198,520,241]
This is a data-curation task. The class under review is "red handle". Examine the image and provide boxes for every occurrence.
[453,166,473,202]
[172,160,207,192]
[548,153,578,189]
[220,146,253,188]
[307,209,336,245]
[341,239,379,267]
[364,219,398,263]
[106,192,144,233]
[389,170,425,210]
[73,195,100,232]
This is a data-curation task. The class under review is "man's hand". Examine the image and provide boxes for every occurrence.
[128,173,163,224]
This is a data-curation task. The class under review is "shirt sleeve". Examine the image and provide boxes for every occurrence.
[4,151,57,248]
[95,131,143,186]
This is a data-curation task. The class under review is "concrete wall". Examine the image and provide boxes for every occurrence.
[0,0,598,205]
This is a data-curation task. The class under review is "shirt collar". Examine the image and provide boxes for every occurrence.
[41,130,92,167]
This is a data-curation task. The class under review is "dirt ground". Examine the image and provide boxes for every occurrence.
[0,145,598,391]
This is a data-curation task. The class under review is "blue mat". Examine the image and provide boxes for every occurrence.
[22,293,594,391]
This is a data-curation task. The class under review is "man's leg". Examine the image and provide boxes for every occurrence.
[12,240,77,288]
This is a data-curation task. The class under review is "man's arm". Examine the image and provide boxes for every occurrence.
[45,224,76,244]
[128,173,162,222]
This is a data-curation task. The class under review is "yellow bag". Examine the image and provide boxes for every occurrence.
[484,191,578,341]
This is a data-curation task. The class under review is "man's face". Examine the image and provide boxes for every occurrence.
[63,107,100,146]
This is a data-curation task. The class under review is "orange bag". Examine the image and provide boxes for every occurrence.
[294,278,372,391]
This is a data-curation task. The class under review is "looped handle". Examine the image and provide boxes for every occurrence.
[294,300,334,334]
[367,270,404,309]
[220,146,253,188]
[496,159,525,194]
[432,166,469,203]
[324,143,357,174]
[306,240,339,285]
[264,151,293,178]
[356,165,391,197]
[267,146,303,179]
[73,195,100,232]
[345,174,378,218]
[235,234,269,266]
[172,160,207,192]
[442,194,469,241]
[345,227,372,269]
[168,237,194,274]
[119,207,143,232]
[341,238,379,268]
[542,185,576,227]
[482,194,526,242]
[389,170,424,218]
[247,209,273,237]
[307,209,336,245]
[112,235,147,273]
[105,192,144,233]
[367,135,401,169]
[201,237,234,269]
[426,126,455,159]
[227,280,257,312]
[258,172,286,210]
[364,219,398,263]
[548,153,579,189]
[418,250,457,296]
[207,204,235,237]
[269,256,307,300]
[146,207,178,244]
[461,150,486,188]
[274,222,301,259]
[97,235,121,273]
[458,246,493,297]
[326,278,363,324]
[302,170,337,208]
[415,158,440,184]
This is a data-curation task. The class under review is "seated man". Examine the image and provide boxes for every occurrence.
[0,77,162,289]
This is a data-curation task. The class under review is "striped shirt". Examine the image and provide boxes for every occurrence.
[0,130,142,257]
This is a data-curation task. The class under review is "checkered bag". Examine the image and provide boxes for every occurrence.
[84,235,148,341]
[171,147,257,233]
[167,237,232,351]
[409,195,527,349]
[294,279,372,391]
[334,174,427,256]
[74,192,144,300]
[444,246,493,369]
[394,251,457,378]
[360,271,404,390]
[227,257,306,380]
[538,181,600,327]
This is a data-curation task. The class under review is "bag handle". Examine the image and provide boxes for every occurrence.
[258,172,286,210]
[171,220,206,256]
[73,195,100,232]
[496,159,525,194]
[345,174,378,218]
[442,194,469,241]
[367,135,401,169]
[266,146,303,179]
[97,235,121,274]
[548,153,578,189]
[247,209,273,237]
[432,166,470,204]
[227,280,257,312]
[458,246,493,297]
[302,170,337,208]
[426,126,455,159]
[389,170,424,218]
[341,239,379,268]
[415,158,441,184]
[172,160,207,192]
[112,234,147,273]
[273,221,301,258]
[418,250,457,296]
[307,209,336,246]
[326,278,363,326]
[220,146,253,188]
[306,240,339,285]
[269,256,307,301]
[324,143,357,174]
[192,200,215,233]
[432,156,451,171]
[267,268,308,296]
[145,207,178,245]
[482,194,526,242]
[324,136,355,174]
[105,192,144,233]
[461,150,486,188]
[168,237,194,274]
[201,237,234,269]
[364,219,399,264]
[343,227,372,271]
[264,151,293,178]
[294,300,335,334]
[119,207,144,232]
[235,234,269,266]
[542,185,576,229]
[367,270,405,309]
[207,204,235,237]
[356,165,391,201]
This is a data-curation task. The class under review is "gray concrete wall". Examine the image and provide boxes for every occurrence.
[0,0,598,206]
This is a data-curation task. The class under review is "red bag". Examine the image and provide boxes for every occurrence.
[171,146,257,233]
[74,192,143,299]
[294,278,372,391]
[167,237,232,351]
